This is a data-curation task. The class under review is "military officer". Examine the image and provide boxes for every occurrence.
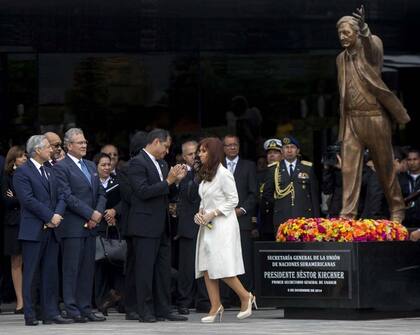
[258,139,282,240]
[262,136,320,236]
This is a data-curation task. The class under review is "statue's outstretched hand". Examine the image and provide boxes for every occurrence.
[352,5,366,32]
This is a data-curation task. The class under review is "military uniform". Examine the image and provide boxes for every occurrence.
[257,139,282,240]
[262,159,320,234]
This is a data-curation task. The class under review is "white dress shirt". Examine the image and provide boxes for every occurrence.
[30,158,45,177]
[285,159,297,176]
[143,149,163,181]
[67,153,86,173]
[100,176,111,189]
[226,156,239,174]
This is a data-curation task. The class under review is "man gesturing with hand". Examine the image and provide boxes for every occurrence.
[127,128,188,323]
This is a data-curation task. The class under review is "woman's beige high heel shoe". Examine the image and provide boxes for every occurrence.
[201,305,224,323]
[237,292,257,320]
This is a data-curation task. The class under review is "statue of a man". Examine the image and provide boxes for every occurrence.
[336,5,410,222]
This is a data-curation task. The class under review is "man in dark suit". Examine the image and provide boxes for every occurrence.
[175,140,200,315]
[223,135,257,292]
[263,136,320,233]
[13,135,72,326]
[127,128,187,322]
[54,128,107,322]
[401,148,420,229]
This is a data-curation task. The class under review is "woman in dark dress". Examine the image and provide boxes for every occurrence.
[1,146,27,313]
[94,153,124,315]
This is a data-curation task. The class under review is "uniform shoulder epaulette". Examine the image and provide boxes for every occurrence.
[300,160,313,167]
[268,161,280,167]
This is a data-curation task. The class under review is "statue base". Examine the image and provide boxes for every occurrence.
[254,241,420,319]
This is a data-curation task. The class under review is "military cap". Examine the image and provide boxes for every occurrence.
[264,138,282,151]
[281,135,299,148]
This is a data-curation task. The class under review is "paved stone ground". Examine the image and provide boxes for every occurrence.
[1,308,420,335]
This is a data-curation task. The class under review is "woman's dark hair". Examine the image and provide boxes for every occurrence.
[197,137,224,182]
[5,146,26,175]
[93,152,112,166]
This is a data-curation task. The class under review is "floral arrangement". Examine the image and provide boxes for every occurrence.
[276,218,408,242]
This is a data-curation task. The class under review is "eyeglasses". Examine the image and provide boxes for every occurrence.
[224,144,239,148]
[52,143,62,148]
[71,140,88,145]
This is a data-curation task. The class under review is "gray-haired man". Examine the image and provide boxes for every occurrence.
[54,128,107,322]
[13,135,71,325]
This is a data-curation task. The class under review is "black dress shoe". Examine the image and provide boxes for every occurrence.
[125,312,140,320]
[157,313,188,321]
[177,307,190,315]
[138,315,157,323]
[72,315,87,323]
[25,319,39,326]
[15,308,24,314]
[43,315,75,325]
[84,312,106,322]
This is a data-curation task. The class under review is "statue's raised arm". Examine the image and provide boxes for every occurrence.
[352,5,366,33]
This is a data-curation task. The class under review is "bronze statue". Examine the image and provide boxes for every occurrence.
[336,5,410,223]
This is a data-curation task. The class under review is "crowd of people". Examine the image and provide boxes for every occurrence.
[0,126,419,326]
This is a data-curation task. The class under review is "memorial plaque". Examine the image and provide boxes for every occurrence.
[258,249,352,299]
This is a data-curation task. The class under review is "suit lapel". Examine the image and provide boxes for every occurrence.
[85,161,98,196]
[28,160,49,192]
[65,155,92,188]
[233,158,241,179]
[157,159,168,179]
[294,162,302,180]
[44,165,56,201]
[141,150,162,182]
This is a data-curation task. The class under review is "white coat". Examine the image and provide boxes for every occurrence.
[195,164,245,279]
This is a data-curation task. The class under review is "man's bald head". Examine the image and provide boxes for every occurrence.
[44,132,63,161]
[44,132,61,144]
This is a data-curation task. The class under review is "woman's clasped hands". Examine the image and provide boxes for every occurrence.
[194,208,215,227]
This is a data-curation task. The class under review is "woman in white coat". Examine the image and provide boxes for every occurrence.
[194,137,256,323]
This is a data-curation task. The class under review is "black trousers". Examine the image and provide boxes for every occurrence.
[238,229,254,292]
[176,237,196,308]
[133,234,171,318]
[123,237,137,314]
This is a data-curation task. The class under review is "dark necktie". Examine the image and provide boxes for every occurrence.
[39,166,50,189]
[289,164,294,176]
